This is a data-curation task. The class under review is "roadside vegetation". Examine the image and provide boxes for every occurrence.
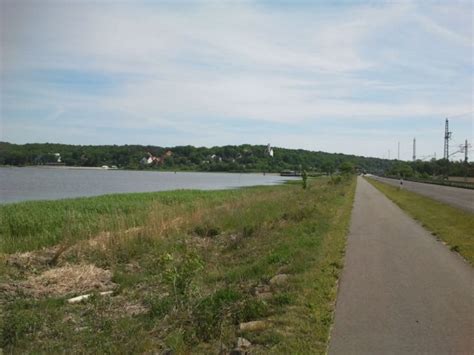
[366,178,474,265]
[385,159,473,180]
[1,177,355,354]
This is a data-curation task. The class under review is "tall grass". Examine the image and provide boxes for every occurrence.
[0,190,240,253]
[1,177,356,354]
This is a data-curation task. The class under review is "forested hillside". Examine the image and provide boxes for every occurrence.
[0,142,472,177]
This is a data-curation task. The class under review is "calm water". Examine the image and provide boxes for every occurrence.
[0,167,297,204]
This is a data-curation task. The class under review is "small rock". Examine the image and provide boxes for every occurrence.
[239,320,268,332]
[253,284,271,294]
[237,337,251,348]
[269,274,289,286]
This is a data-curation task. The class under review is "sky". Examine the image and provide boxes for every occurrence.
[0,0,472,161]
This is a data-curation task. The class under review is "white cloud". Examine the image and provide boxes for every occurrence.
[1,0,472,158]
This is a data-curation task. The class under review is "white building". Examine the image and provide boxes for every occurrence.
[266,144,274,157]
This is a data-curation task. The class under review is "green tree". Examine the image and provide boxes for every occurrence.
[339,162,354,175]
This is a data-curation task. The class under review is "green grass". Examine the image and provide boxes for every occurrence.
[366,178,474,265]
[1,177,356,354]
[0,190,239,253]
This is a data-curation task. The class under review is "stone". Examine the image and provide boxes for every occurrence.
[239,321,268,332]
[269,274,289,286]
[237,337,251,348]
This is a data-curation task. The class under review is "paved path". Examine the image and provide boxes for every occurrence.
[328,177,474,355]
[370,176,474,213]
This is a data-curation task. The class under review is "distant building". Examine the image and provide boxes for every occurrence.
[210,154,222,162]
[141,150,173,166]
[266,144,274,157]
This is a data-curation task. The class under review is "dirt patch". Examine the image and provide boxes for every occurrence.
[6,247,61,270]
[3,264,116,298]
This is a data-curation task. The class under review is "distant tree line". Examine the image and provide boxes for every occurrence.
[0,142,472,177]
[386,159,473,179]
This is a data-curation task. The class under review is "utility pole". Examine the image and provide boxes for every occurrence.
[397,142,400,160]
[444,118,452,160]
[464,140,471,163]
[412,138,416,161]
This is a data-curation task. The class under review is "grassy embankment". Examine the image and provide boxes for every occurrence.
[0,177,355,354]
[366,178,474,265]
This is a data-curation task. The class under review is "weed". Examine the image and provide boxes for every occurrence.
[242,225,256,238]
[266,252,289,265]
[1,303,42,347]
[146,296,173,319]
[243,329,283,346]
[194,225,221,238]
[238,298,270,322]
[302,170,308,190]
[329,176,342,185]
[192,288,241,341]
[160,249,204,305]
[272,292,293,307]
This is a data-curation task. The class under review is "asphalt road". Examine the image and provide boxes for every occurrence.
[328,177,474,354]
[370,176,474,213]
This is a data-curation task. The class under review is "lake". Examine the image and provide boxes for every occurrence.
[0,167,298,204]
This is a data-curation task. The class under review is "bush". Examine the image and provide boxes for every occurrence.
[329,176,342,185]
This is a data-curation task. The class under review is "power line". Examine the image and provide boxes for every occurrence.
[446,111,474,119]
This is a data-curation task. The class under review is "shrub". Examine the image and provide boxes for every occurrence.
[160,251,204,305]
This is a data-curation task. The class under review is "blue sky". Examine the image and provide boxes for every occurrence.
[1,0,472,160]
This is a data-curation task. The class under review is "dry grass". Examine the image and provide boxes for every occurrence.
[2,264,116,298]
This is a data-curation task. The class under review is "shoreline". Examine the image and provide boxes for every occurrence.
[0,165,284,175]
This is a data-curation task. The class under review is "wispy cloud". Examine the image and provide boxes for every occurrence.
[1,0,472,160]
